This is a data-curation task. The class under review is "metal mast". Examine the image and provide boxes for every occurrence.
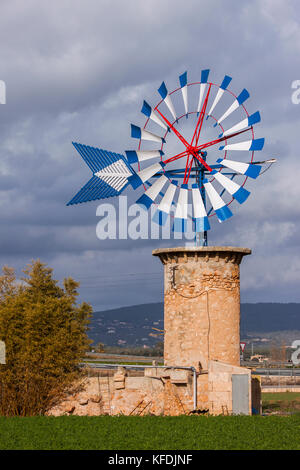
[195,154,208,247]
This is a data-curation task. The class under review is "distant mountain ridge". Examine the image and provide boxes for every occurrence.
[240,303,300,333]
[88,302,300,347]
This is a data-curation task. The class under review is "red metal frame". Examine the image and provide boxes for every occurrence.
[136,80,256,216]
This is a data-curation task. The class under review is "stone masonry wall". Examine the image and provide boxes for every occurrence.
[48,367,195,417]
[48,362,255,417]
[152,246,251,410]
[153,247,251,370]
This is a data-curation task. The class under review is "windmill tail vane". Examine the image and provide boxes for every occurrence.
[66,142,134,206]
[67,69,277,244]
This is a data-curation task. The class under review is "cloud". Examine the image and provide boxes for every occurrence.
[0,0,299,309]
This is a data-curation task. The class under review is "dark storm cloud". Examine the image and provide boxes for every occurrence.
[0,0,299,309]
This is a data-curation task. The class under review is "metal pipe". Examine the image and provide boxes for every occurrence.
[81,363,198,411]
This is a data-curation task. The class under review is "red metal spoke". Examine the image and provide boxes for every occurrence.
[183,154,191,183]
[184,156,194,184]
[196,127,252,151]
[191,151,212,172]
[190,84,212,147]
[155,108,190,148]
[156,87,216,177]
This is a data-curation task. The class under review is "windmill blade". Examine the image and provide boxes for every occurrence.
[158,81,177,121]
[152,180,177,226]
[173,184,188,232]
[214,89,250,125]
[219,111,261,137]
[141,101,168,131]
[197,69,210,113]
[179,71,188,116]
[125,150,164,164]
[131,124,165,144]
[219,138,264,152]
[203,178,233,222]
[67,143,133,205]
[217,158,262,179]
[192,184,210,231]
[207,75,232,117]
[136,174,168,209]
[211,170,250,204]
[128,161,165,189]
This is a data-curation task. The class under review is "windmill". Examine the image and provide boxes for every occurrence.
[67,70,276,244]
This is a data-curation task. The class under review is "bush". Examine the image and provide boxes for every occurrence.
[0,261,92,416]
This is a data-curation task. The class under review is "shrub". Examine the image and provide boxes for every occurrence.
[0,260,92,416]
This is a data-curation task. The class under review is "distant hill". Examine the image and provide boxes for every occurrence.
[241,303,300,333]
[88,302,300,347]
[89,303,163,347]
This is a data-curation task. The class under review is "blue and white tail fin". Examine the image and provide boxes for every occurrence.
[67,143,133,205]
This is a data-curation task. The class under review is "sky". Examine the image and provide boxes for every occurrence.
[0,0,299,311]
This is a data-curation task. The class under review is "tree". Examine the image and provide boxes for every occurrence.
[0,260,92,416]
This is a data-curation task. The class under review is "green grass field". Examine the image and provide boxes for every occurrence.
[262,391,300,414]
[263,392,300,403]
[0,415,300,450]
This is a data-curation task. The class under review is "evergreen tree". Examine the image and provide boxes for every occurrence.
[0,260,92,416]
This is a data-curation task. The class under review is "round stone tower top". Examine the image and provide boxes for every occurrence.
[152,246,251,265]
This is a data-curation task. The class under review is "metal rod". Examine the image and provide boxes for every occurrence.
[194,157,207,246]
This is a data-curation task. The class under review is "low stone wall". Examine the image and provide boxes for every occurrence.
[48,361,257,417]
[48,367,195,417]
[262,386,300,393]
[261,375,300,387]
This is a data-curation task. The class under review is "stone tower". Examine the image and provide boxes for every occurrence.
[152,246,251,370]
